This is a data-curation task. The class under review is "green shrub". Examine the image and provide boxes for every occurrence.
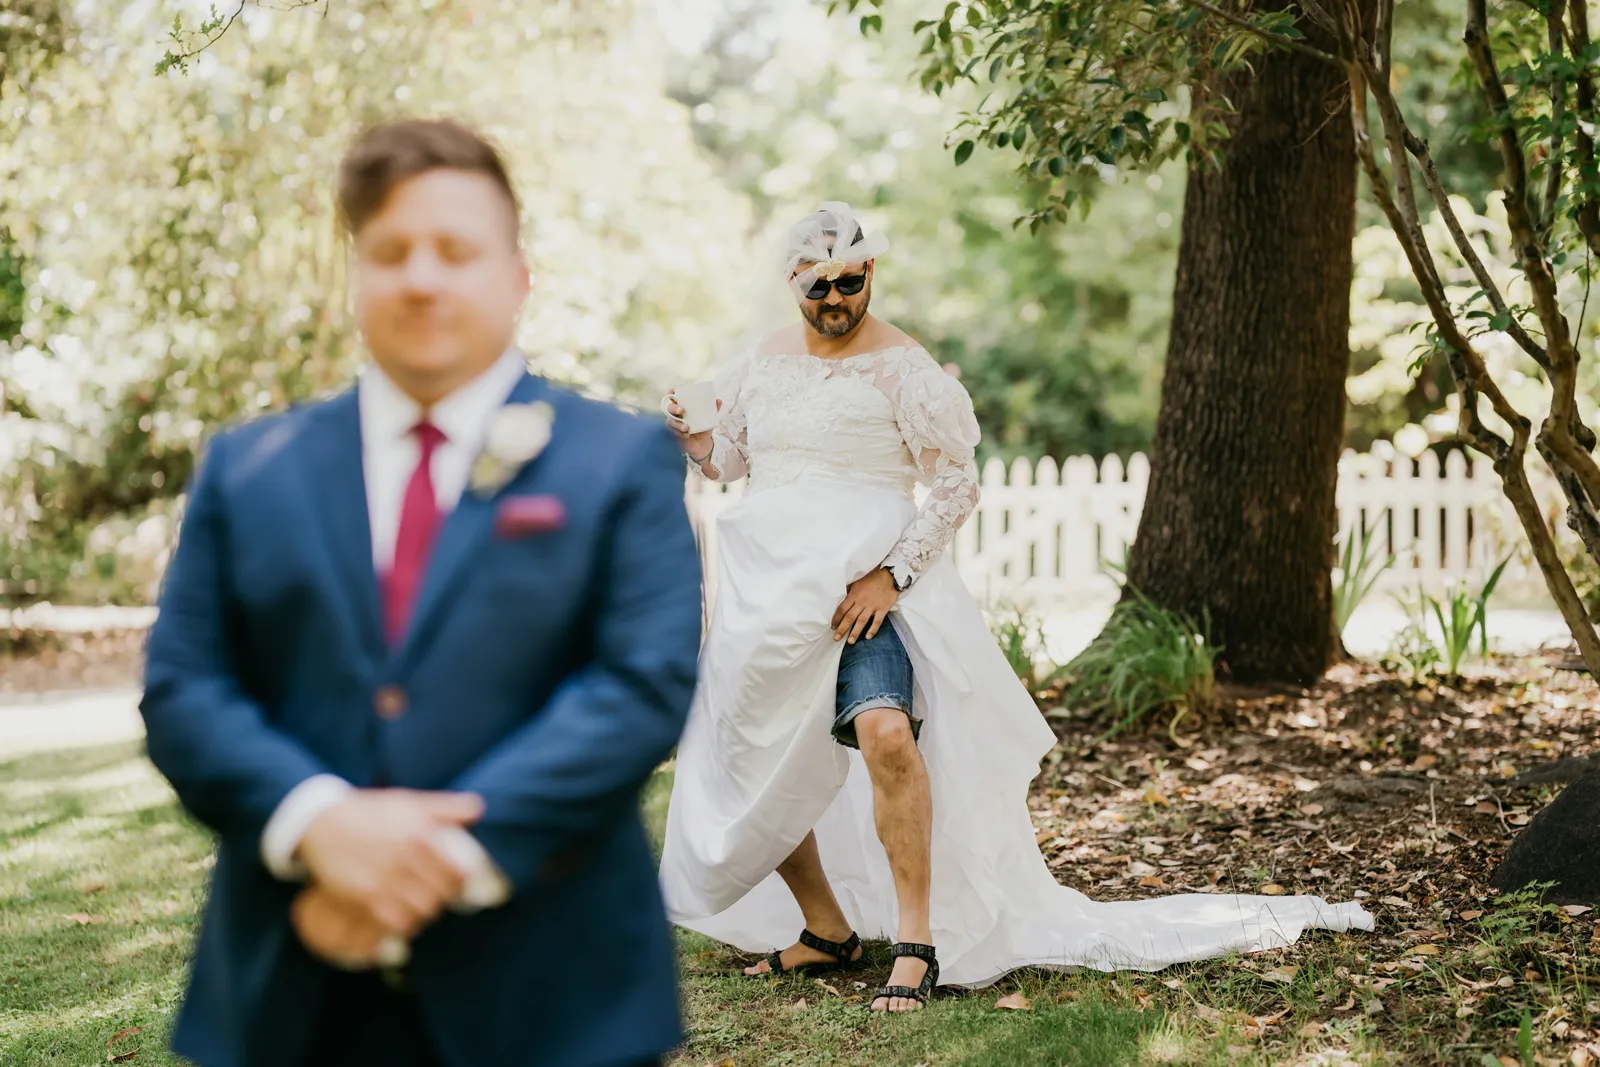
[1058,587,1219,741]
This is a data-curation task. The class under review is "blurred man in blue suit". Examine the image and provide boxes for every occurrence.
[141,119,702,1067]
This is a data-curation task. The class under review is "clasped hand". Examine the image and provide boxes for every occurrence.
[290,788,484,968]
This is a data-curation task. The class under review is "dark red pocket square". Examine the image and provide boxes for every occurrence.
[494,495,566,538]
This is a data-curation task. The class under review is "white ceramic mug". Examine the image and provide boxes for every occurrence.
[661,380,720,435]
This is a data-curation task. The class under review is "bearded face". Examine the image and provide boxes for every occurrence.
[795,262,872,339]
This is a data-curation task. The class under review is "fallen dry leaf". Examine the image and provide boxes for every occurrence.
[790,996,810,1010]
[1509,814,1531,826]
[1138,876,1167,889]
[1379,896,1411,908]
[106,1026,141,1064]
[1253,1006,1292,1027]
[1298,803,1325,816]
[1364,996,1385,1016]
[814,979,842,997]
[1259,883,1286,895]
[1299,1022,1324,1037]
[1460,909,1484,921]
[1333,993,1357,1012]
[64,913,102,925]
[1563,905,1593,917]
[1410,944,1442,956]
[995,992,1032,1011]
[1264,966,1300,983]
[1475,801,1499,814]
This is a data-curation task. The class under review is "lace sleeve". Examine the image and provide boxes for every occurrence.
[882,357,981,587]
[699,357,750,483]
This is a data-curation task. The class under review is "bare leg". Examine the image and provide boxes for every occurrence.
[853,706,933,1013]
[742,831,862,975]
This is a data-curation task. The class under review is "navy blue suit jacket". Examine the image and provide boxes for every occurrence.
[140,373,702,1067]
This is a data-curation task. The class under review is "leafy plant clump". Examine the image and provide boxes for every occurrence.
[1334,518,1395,636]
[989,603,1067,697]
[1059,587,1219,742]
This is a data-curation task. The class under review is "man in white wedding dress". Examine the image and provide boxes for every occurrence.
[658,202,1372,1013]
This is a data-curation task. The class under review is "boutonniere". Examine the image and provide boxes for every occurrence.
[470,400,555,497]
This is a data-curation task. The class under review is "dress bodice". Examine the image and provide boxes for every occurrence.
[699,345,981,586]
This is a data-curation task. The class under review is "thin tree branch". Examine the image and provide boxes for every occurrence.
[1351,47,1600,673]
[158,0,326,74]
[1470,0,1600,499]
[1175,0,1347,67]
[1540,2,1568,241]
[1568,0,1600,258]
[1298,0,1342,38]
[1403,129,1553,370]
[1372,0,1393,77]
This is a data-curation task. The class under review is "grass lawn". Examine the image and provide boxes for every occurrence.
[1,739,1588,1066]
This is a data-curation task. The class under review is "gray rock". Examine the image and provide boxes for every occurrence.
[1303,774,1425,813]
[1490,770,1600,906]
[1513,755,1600,785]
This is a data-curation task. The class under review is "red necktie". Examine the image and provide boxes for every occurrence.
[383,421,446,645]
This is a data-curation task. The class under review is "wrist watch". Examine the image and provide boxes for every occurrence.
[887,566,913,592]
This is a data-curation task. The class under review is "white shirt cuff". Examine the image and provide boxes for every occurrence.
[259,775,353,881]
[435,826,513,911]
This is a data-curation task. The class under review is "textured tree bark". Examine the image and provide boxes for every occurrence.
[1122,20,1359,684]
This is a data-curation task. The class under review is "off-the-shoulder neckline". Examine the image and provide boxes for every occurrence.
[756,344,928,363]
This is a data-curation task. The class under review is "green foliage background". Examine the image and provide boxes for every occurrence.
[0,0,1509,604]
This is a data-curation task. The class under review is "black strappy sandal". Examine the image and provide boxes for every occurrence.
[870,942,939,1011]
[752,929,863,977]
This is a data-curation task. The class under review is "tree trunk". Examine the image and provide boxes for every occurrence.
[1122,21,1358,685]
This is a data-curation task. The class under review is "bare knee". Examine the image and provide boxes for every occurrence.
[855,707,917,767]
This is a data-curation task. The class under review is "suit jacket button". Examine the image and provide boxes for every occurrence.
[373,685,407,720]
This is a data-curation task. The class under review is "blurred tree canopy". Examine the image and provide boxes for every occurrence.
[0,0,1518,605]
[0,0,747,603]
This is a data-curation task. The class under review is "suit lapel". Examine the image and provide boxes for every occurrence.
[397,372,548,665]
[299,390,387,663]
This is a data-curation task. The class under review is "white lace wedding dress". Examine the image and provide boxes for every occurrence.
[657,345,1372,987]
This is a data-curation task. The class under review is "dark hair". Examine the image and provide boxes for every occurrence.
[337,118,520,240]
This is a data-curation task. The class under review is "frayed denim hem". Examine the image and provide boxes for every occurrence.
[832,697,922,751]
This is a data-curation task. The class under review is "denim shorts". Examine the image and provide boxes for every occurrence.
[833,620,918,750]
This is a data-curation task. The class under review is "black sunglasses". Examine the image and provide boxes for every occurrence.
[802,271,868,300]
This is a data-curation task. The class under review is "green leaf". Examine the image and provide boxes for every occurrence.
[996,129,1011,148]
[990,56,1004,82]
[1175,121,1191,144]
[954,139,976,165]
[859,14,883,35]
[1012,126,1026,148]
[1048,155,1065,177]
[967,6,985,27]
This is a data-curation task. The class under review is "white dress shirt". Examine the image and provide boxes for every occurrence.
[259,349,527,953]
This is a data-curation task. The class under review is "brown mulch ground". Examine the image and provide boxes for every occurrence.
[1032,657,1599,916]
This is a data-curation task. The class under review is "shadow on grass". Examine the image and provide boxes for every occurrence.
[0,741,205,1066]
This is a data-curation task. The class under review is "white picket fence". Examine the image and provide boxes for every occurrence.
[685,448,1541,610]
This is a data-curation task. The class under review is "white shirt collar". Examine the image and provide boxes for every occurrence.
[359,347,528,449]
